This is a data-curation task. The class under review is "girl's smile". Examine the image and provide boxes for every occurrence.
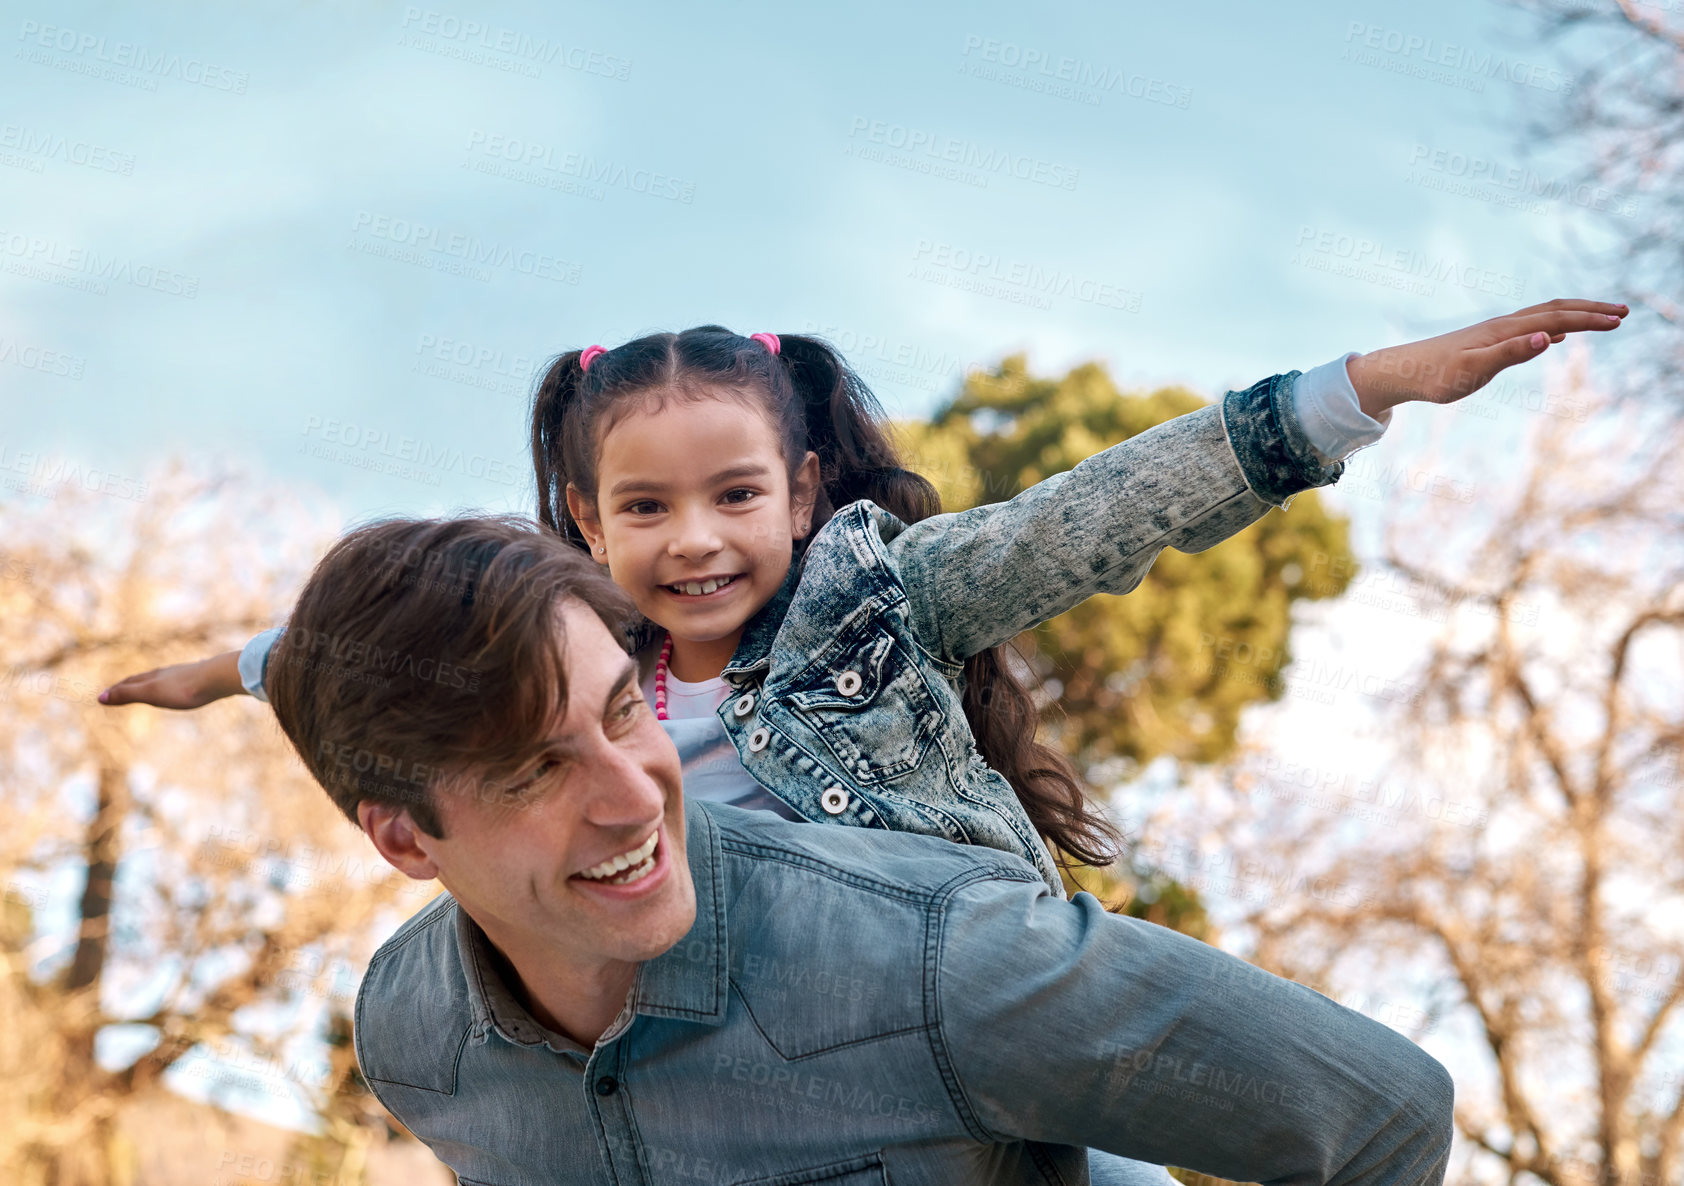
[660,572,745,598]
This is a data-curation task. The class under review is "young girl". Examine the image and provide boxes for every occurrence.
[103,303,1626,901]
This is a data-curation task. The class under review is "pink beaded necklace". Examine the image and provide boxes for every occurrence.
[653,632,673,720]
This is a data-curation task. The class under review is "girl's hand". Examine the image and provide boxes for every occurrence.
[99,650,246,710]
[1347,298,1628,418]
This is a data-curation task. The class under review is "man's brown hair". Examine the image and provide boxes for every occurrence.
[265,515,638,836]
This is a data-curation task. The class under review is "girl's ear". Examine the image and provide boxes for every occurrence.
[564,483,607,559]
[790,451,821,539]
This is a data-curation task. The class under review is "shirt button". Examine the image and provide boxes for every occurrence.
[820,787,851,815]
[595,1075,618,1096]
[835,670,863,697]
[748,727,771,752]
[732,693,755,717]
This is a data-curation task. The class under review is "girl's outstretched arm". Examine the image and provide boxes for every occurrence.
[99,650,246,709]
[878,298,1625,663]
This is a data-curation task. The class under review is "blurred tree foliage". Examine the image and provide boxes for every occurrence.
[897,354,1357,927]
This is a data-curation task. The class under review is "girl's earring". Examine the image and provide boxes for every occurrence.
[595,544,606,555]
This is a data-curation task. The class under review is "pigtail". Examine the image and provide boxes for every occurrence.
[778,334,941,530]
[779,333,1122,874]
[529,349,593,552]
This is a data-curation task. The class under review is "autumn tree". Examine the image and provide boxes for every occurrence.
[0,467,444,1186]
[1513,0,1683,406]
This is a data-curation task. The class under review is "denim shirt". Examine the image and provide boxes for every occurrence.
[242,371,1346,896]
[353,799,1453,1185]
[661,370,1344,893]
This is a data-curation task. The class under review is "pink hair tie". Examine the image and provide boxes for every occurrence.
[749,332,781,356]
[579,344,607,372]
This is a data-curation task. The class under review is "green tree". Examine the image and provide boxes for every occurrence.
[898,355,1357,925]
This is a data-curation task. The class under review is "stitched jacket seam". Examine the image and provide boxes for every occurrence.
[923,866,1041,1144]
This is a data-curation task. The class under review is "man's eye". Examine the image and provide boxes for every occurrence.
[519,757,562,791]
[614,694,647,722]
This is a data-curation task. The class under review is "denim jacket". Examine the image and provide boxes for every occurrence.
[244,371,1344,894]
[352,798,1453,1185]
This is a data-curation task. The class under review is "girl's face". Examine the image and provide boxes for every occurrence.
[567,390,819,659]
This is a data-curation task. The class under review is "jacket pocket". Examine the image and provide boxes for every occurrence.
[784,623,942,784]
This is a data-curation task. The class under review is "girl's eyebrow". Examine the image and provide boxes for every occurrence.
[608,462,772,499]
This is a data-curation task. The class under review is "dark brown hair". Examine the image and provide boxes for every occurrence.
[530,326,1121,869]
[265,516,637,837]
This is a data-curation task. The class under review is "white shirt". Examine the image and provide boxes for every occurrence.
[638,661,806,820]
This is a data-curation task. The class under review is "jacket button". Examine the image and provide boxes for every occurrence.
[595,1076,618,1096]
[820,787,851,815]
[748,727,771,752]
[835,670,863,697]
[732,693,755,717]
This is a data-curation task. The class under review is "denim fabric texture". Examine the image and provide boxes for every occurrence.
[354,799,1453,1185]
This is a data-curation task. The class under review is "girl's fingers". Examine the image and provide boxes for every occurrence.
[1475,333,1550,378]
[1498,309,1625,340]
[1503,297,1627,320]
[99,671,157,705]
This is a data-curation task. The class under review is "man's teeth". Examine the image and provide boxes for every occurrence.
[668,575,737,596]
[577,833,659,883]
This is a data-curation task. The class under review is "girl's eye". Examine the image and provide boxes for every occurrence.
[625,500,664,516]
[722,488,759,505]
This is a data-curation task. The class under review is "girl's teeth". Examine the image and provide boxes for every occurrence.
[673,576,733,596]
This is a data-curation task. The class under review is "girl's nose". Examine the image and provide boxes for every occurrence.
[668,509,723,558]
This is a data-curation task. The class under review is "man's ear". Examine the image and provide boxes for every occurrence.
[564,484,607,559]
[359,801,443,882]
[791,451,821,539]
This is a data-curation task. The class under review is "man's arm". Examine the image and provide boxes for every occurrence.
[929,877,1453,1186]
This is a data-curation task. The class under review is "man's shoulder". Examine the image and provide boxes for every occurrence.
[366,887,460,969]
[354,891,475,1094]
[699,800,1042,905]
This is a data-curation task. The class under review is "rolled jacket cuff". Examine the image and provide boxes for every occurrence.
[237,626,286,703]
[1220,371,1345,507]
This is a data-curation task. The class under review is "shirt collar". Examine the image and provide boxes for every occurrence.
[630,797,729,1025]
[455,905,578,1052]
[451,796,731,1050]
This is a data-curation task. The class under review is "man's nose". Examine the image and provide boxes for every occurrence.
[581,736,668,828]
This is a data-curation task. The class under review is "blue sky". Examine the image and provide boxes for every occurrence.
[1,0,1616,524]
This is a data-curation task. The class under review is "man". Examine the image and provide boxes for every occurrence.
[263,514,1452,1186]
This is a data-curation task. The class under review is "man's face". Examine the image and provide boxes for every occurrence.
[418,600,694,975]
